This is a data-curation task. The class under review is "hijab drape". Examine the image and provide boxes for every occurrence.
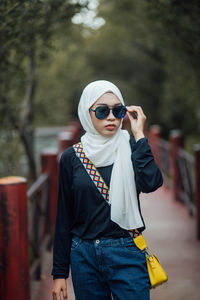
[78,80,143,229]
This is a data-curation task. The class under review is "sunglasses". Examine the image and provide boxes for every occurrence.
[89,104,127,120]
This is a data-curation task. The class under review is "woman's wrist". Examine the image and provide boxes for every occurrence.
[53,277,67,280]
[133,131,145,142]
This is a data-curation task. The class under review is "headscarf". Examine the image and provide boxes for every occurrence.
[78,80,143,229]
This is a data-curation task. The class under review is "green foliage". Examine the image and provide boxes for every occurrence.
[34,23,93,126]
[33,0,200,150]
[1,0,200,178]
[0,130,24,177]
[84,0,200,143]
[144,0,200,139]
[0,0,87,177]
[0,0,85,123]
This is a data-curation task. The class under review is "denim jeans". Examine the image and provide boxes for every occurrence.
[70,235,150,300]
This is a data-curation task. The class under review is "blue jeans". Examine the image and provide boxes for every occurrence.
[70,236,150,300]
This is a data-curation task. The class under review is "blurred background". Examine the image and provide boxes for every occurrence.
[1,0,200,181]
[1,1,200,300]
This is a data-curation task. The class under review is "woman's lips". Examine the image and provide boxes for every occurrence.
[105,124,116,130]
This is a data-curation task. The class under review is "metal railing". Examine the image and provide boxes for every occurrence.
[0,120,84,300]
[149,125,200,239]
[177,149,195,216]
[27,173,51,280]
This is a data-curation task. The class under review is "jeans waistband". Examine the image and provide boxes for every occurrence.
[72,235,137,247]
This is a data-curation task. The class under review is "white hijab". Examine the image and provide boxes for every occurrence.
[78,80,143,230]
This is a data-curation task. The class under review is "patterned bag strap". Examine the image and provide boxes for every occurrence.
[73,142,110,202]
[73,142,140,238]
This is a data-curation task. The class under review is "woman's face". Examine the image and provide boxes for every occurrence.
[89,92,122,138]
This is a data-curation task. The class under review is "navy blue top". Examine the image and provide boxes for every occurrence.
[51,136,163,279]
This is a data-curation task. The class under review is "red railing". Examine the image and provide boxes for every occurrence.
[149,125,200,239]
[0,120,82,300]
[0,120,199,300]
[27,173,51,280]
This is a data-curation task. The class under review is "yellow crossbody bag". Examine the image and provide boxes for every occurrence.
[133,234,168,289]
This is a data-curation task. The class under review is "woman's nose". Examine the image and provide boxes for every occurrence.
[107,109,115,120]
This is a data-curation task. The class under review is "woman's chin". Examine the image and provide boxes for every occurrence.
[100,130,117,138]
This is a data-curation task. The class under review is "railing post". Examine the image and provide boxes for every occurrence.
[169,129,184,201]
[0,177,30,300]
[194,145,200,240]
[41,148,58,236]
[149,125,162,165]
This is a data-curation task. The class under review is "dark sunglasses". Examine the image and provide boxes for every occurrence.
[89,104,127,120]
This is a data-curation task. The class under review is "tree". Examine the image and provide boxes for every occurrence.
[84,0,200,143]
[19,0,200,155]
[0,0,87,180]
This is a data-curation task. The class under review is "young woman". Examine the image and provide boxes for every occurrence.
[51,80,163,300]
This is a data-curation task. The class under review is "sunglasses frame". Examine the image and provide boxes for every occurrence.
[89,104,127,120]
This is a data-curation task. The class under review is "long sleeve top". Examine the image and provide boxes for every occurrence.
[51,136,163,280]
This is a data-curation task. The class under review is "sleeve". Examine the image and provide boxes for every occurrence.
[130,137,163,193]
[51,152,73,280]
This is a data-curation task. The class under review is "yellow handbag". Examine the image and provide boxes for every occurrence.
[133,234,168,289]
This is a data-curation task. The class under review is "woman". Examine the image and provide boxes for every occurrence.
[51,80,163,300]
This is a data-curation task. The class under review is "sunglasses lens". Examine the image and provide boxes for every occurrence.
[94,105,126,119]
[113,106,126,119]
[95,106,109,119]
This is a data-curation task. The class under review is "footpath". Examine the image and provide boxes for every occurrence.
[31,187,200,300]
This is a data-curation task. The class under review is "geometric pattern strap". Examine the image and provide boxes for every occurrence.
[73,142,139,235]
[73,142,110,203]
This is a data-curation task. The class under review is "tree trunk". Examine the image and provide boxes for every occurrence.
[20,45,37,182]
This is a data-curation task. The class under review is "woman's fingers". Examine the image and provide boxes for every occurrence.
[125,105,146,140]
[52,280,67,300]
[137,106,146,119]
[126,105,145,117]
[52,290,59,300]
[126,105,146,121]
[63,286,68,299]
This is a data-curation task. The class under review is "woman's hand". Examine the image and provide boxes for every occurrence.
[52,278,67,300]
[126,105,146,142]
